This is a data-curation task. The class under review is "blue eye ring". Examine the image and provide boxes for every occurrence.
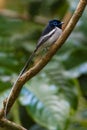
[53,21,58,26]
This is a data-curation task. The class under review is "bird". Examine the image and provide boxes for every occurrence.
[4,19,64,117]
[17,19,64,76]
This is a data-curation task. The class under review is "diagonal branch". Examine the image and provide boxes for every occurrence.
[0,118,27,130]
[3,0,87,117]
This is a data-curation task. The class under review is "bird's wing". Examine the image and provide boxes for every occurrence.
[36,28,57,50]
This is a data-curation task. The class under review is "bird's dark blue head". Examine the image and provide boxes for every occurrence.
[41,19,63,36]
[49,19,63,29]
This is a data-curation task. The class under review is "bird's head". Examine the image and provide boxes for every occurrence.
[49,19,64,29]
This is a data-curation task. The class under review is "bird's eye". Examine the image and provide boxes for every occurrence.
[53,22,58,26]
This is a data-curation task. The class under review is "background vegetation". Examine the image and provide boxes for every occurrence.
[0,0,87,130]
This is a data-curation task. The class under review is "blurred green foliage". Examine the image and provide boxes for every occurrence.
[0,0,87,130]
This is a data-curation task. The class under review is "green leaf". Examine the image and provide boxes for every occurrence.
[19,65,79,130]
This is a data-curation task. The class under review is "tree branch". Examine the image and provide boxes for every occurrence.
[0,9,49,24]
[0,118,27,130]
[4,0,87,116]
[0,9,29,20]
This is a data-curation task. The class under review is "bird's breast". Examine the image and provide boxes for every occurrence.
[36,27,62,54]
[47,27,62,45]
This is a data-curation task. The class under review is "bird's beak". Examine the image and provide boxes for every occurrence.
[58,22,64,26]
[61,22,64,25]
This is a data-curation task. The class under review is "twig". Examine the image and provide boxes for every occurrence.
[0,118,27,130]
[0,9,29,20]
[0,9,48,24]
[4,0,87,116]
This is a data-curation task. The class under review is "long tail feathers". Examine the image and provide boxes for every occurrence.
[19,50,36,76]
[4,50,36,118]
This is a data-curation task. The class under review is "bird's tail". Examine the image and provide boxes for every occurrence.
[19,50,36,76]
[4,49,36,118]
